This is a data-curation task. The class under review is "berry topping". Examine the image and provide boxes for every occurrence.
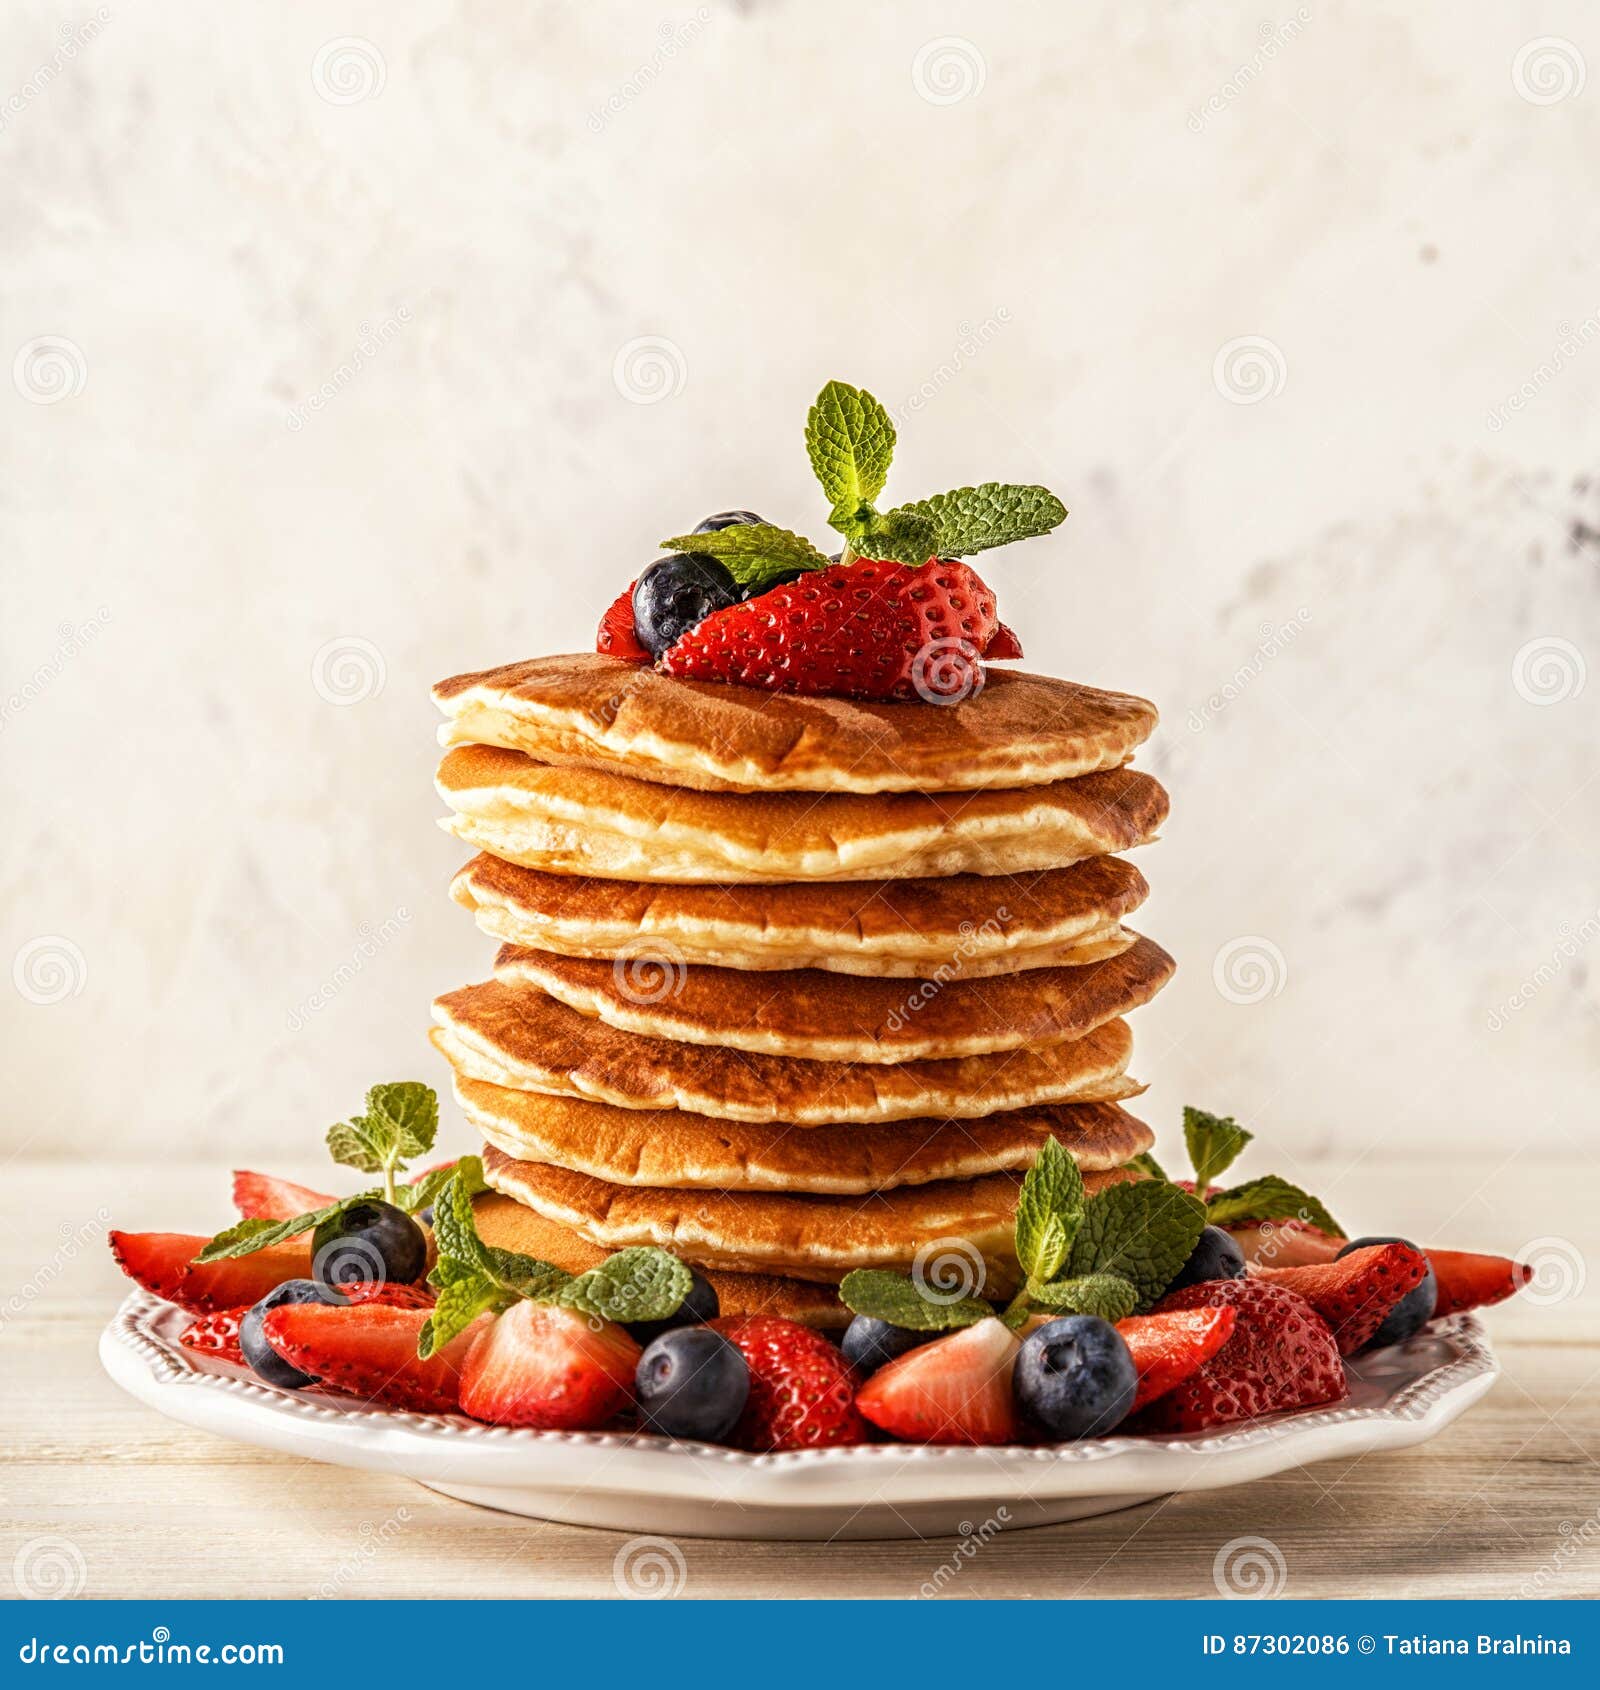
[109,1230,314,1314]
[1137,1279,1347,1432]
[632,554,742,658]
[1248,1240,1430,1356]
[1335,1236,1438,1350]
[840,1313,931,1377]
[240,1278,349,1389]
[458,1302,640,1430]
[983,622,1024,661]
[660,558,999,702]
[854,1316,1021,1446]
[1424,1248,1531,1319]
[231,1169,337,1221]
[692,510,766,533]
[178,1306,249,1367]
[1164,1224,1248,1294]
[1115,1306,1238,1411]
[709,1315,865,1451]
[635,1326,750,1443]
[1013,1315,1138,1440]
[311,1200,427,1291]
[626,1266,719,1347]
[597,580,650,663]
[264,1302,480,1414]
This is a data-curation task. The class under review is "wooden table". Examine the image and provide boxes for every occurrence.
[3,1157,1596,1600]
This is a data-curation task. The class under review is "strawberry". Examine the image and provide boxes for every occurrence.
[109,1231,314,1314]
[660,559,1000,702]
[854,1316,1020,1446]
[1427,1249,1531,1318]
[231,1169,337,1220]
[984,622,1024,661]
[1248,1241,1429,1355]
[179,1307,248,1366]
[1225,1220,1348,1268]
[711,1315,866,1451]
[458,1302,640,1430]
[1116,1306,1238,1411]
[337,1280,435,1311]
[1136,1280,1346,1432]
[596,581,650,662]
[262,1303,481,1413]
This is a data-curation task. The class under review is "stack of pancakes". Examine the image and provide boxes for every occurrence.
[430,652,1172,1328]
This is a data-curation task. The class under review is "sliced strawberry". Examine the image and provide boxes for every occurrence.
[1248,1241,1429,1355]
[1427,1249,1531,1318]
[1136,1280,1347,1432]
[984,622,1024,661]
[338,1280,435,1311]
[661,558,1000,702]
[1116,1307,1238,1411]
[231,1170,337,1220]
[263,1303,481,1413]
[596,581,650,663]
[179,1307,248,1366]
[711,1315,866,1451]
[457,1301,639,1429]
[855,1316,1021,1446]
[1225,1220,1348,1268]
[109,1231,315,1314]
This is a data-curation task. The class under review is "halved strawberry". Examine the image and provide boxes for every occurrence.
[855,1316,1021,1446]
[1249,1241,1429,1355]
[231,1170,337,1220]
[109,1231,314,1314]
[984,622,1024,661]
[1137,1279,1346,1432]
[1225,1220,1348,1267]
[1427,1249,1531,1318]
[458,1302,640,1429]
[262,1303,481,1413]
[661,559,1000,702]
[179,1307,248,1366]
[596,581,650,662]
[338,1280,435,1311]
[1116,1306,1238,1411]
[711,1315,866,1451]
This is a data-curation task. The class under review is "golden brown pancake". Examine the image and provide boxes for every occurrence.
[472,1192,848,1327]
[455,1073,1153,1192]
[436,744,1169,883]
[451,851,1148,977]
[481,1145,1142,1294]
[432,981,1142,1123]
[433,653,1159,795]
[492,934,1174,1062]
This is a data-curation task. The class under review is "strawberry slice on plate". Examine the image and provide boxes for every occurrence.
[1427,1249,1531,1317]
[596,581,650,663]
[1116,1306,1237,1411]
[262,1303,481,1414]
[231,1169,337,1220]
[855,1316,1020,1446]
[458,1302,640,1430]
[1249,1241,1429,1355]
[109,1231,314,1314]
[179,1306,249,1366]
[711,1315,866,1451]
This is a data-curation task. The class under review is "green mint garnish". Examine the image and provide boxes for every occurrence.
[1028,1271,1140,1323]
[658,523,831,591]
[1203,1174,1344,1240]
[838,1268,991,1332]
[845,507,939,566]
[326,1081,439,1205]
[1126,1150,1169,1181]
[887,484,1068,557]
[1059,1179,1205,1307]
[1013,1136,1085,1286]
[805,380,896,520]
[552,1246,692,1326]
[1183,1105,1252,1194]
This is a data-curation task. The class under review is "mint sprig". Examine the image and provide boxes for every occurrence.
[806,381,896,516]
[888,484,1068,557]
[658,523,831,591]
[838,1268,991,1332]
[1174,1105,1344,1238]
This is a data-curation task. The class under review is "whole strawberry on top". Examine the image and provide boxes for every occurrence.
[596,380,1061,702]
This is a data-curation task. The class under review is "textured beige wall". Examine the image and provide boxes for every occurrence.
[3,1,1596,1177]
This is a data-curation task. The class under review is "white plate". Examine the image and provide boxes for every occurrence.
[100,1291,1498,1541]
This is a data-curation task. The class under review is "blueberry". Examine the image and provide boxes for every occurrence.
[240,1279,347,1389]
[626,1269,720,1346]
[1013,1315,1138,1440]
[692,510,765,533]
[635,1327,750,1442]
[631,555,740,657]
[1339,1235,1438,1351]
[840,1314,930,1377]
[1164,1224,1248,1293]
[311,1200,427,1290]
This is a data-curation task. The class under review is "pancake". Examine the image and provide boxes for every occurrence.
[432,982,1142,1123]
[472,1192,848,1327]
[437,744,1169,884]
[492,934,1175,1062]
[455,1073,1154,1192]
[451,851,1148,977]
[482,1145,1143,1294]
[433,653,1159,795]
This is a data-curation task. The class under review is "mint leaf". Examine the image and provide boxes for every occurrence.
[659,524,831,590]
[850,508,939,565]
[1205,1174,1344,1241]
[194,1198,365,1264]
[552,1247,691,1325]
[1014,1138,1085,1284]
[889,483,1066,556]
[838,1269,990,1332]
[1184,1106,1253,1193]
[325,1118,387,1176]
[392,1161,467,1218]
[418,1257,514,1358]
[806,381,895,513]
[366,1082,437,1159]
[1065,1179,1206,1310]
[1031,1272,1139,1322]
[1127,1150,1169,1181]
